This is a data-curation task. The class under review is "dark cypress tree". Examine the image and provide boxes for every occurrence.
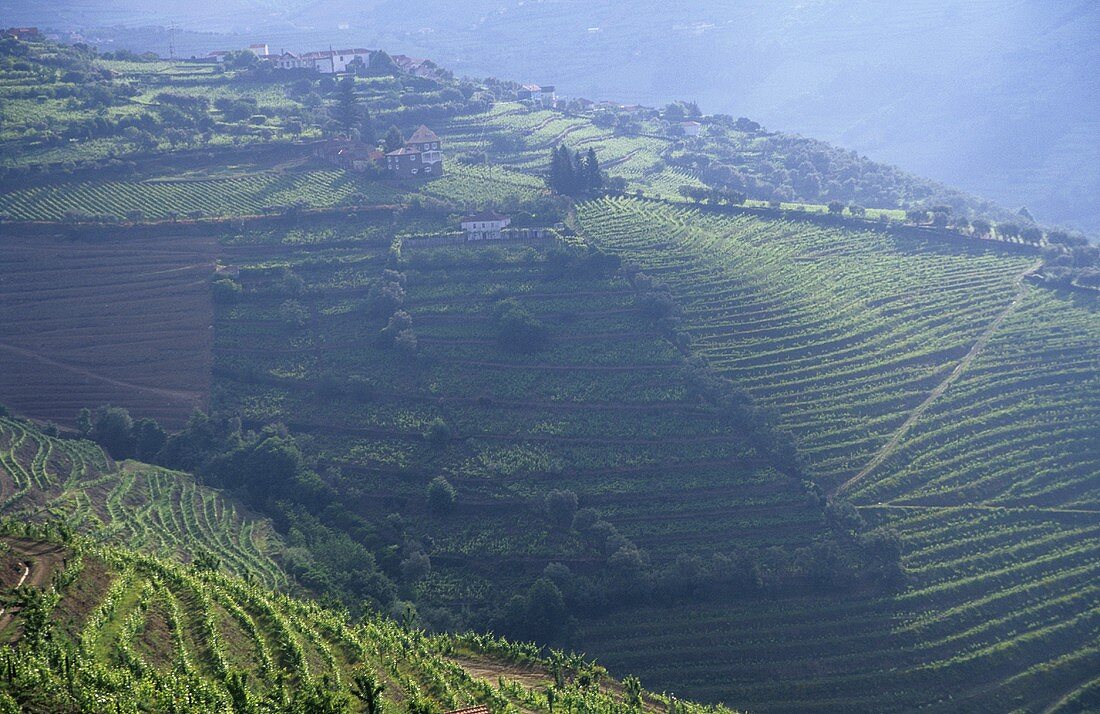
[359,105,377,146]
[548,147,563,192]
[384,125,405,152]
[584,148,602,193]
[332,76,361,133]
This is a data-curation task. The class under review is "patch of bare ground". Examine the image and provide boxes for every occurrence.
[134,599,173,670]
[0,231,217,428]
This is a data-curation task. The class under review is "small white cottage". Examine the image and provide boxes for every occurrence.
[461,211,511,241]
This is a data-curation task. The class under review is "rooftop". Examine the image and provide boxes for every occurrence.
[406,125,441,144]
[462,210,510,223]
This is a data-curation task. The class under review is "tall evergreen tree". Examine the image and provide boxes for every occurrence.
[332,76,361,133]
[359,105,376,146]
[584,148,603,193]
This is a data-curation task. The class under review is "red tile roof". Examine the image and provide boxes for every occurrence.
[406,125,440,143]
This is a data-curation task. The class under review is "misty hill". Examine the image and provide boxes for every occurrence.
[3,0,1097,235]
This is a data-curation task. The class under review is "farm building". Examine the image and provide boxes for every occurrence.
[300,48,373,74]
[272,52,307,70]
[385,126,444,179]
[518,84,556,108]
[461,211,511,240]
[680,120,702,137]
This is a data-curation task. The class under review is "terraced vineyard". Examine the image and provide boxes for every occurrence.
[2,535,733,714]
[577,506,1100,712]
[0,170,403,222]
[571,196,1100,711]
[0,417,287,588]
[214,234,839,617]
[576,197,1041,491]
[849,289,1100,508]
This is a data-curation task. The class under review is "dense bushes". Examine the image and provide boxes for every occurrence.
[493,298,550,353]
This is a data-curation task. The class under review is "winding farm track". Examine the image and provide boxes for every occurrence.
[0,539,65,631]
[833,259,1044,497]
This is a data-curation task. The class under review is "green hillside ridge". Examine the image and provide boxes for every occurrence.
[0,528,739,714]
[0,34,1097,714]
[0,415,288,589]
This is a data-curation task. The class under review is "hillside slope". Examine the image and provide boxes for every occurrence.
[572,197,1100,711]
[0,532,738,714]
[0,416,288,589]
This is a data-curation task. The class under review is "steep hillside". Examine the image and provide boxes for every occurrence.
[571,197,1100,710]
[0,416,287,588]
[0,532,738,714]
[210,227,858,632]
[0,36,1097,714]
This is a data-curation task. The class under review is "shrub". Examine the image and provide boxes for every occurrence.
[493,298,549,353]
[426,476,456,514]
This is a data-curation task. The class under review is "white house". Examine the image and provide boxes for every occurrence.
[272,52,306,70]
[518,84,556,108]
[247,43,269,56]
[301,48,373,74]
[461,211,511,241]
[680,120,702,137]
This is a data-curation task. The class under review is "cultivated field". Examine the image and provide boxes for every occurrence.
[213,232,838,615]
[572,197,1100,711]
[0,232,215,428]
[0,416,286,588]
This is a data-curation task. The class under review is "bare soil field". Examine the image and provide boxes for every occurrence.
[0,231,215,428]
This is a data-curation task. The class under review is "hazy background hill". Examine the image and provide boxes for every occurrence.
[6,0,1098,236]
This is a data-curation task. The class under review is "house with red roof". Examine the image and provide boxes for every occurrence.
[385,126,444,179]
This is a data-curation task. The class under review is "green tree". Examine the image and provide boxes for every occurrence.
[424,417,451,446]
[524,577,567,641]
[384,125,405,152]
[133,417,167,461]
[426,476,456,514]
[332,77,363,134]
[584,147,603,193]
[90,406,135,459]
[544,489,579,531]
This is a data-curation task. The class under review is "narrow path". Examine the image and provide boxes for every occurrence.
[833,260,1042,498]
[603,148,644,168]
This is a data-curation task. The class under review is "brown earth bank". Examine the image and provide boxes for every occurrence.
[0,231,217,428]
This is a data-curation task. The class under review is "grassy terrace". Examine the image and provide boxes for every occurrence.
[213,234,833,615]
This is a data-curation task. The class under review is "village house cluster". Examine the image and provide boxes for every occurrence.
[207,43,443,79]
[313,125,444,180]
